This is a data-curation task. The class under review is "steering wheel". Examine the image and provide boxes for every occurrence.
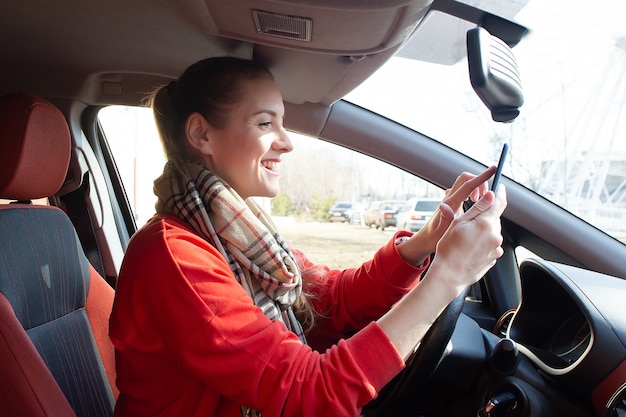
[362,287,469,417]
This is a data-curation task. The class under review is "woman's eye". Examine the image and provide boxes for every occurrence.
[258,121,272,128]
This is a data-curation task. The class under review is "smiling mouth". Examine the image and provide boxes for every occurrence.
[262,160,279,171]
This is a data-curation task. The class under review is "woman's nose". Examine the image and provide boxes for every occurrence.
[275,127,294,152]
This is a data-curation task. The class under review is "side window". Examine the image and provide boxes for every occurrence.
[97,105,446,270]
[98,106,166,227]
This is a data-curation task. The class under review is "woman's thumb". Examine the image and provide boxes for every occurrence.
[438,202,455,228]
[463,191,495,220]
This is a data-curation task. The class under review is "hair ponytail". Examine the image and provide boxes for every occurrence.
[148,57,274,161]
[150,83,186,160]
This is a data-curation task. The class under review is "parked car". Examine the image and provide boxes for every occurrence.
[2,0,626,416]
[327,201,364,224]
[397,198,441,232]
[375,200,406,231]
[363,201,383,228]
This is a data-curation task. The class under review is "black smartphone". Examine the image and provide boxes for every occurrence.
[491,143,509,192]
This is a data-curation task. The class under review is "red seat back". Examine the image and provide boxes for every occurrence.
[0,93,117,417]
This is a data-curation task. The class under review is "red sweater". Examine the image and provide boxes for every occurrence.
[109,213,428,417]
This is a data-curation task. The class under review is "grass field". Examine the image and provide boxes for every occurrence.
[275,217,395,269]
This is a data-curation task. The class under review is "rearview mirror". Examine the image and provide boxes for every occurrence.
[467,27,524,123]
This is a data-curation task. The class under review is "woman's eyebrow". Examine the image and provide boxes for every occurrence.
[253,109,281,117]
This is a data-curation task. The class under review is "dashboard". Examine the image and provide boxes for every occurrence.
[508,259,626,416]
[387,257,626,417]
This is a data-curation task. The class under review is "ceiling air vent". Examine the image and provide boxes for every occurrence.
[252,10,312,42]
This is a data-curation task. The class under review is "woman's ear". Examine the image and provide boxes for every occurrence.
[185,112,212,155]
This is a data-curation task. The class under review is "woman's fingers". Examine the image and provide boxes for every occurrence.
[403,168,501,261]
[437,202,455,229]
[434,184,507,287]
[461,184,507,263]
[462,183,507,222]
[444,166,497,212]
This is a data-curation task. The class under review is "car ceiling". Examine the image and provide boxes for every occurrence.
[0,0,527,113]
[1,0,423,106]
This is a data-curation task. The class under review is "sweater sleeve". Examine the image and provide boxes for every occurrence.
[110,216,407,417]
[300,230,430,340]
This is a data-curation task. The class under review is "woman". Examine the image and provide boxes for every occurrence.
[109,56,506,417]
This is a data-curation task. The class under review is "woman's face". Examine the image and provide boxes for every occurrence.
[203,78,293,199]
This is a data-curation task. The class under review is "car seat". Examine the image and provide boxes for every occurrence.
[0,93,117,417]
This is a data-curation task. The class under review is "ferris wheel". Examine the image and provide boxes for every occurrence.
[513,0,626,232]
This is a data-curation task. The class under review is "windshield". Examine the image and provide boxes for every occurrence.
[345,0,626,242]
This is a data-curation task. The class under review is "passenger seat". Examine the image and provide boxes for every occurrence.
[0,92,117,417]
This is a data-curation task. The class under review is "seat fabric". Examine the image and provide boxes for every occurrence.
[0,293,75,417]
[0,92,116,417]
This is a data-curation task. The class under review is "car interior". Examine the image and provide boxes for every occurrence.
[1,0,625,416]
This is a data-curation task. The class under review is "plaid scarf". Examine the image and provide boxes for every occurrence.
[153,160,306,343]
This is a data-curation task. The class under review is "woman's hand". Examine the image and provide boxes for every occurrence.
[397,166,497,266]
[379,183,507,360]
[429,183,506,292]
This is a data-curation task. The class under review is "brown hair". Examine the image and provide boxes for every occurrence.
[293,250,326,333]
[149,56,274,161]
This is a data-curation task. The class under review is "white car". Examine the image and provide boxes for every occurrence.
[397,198,441,232]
